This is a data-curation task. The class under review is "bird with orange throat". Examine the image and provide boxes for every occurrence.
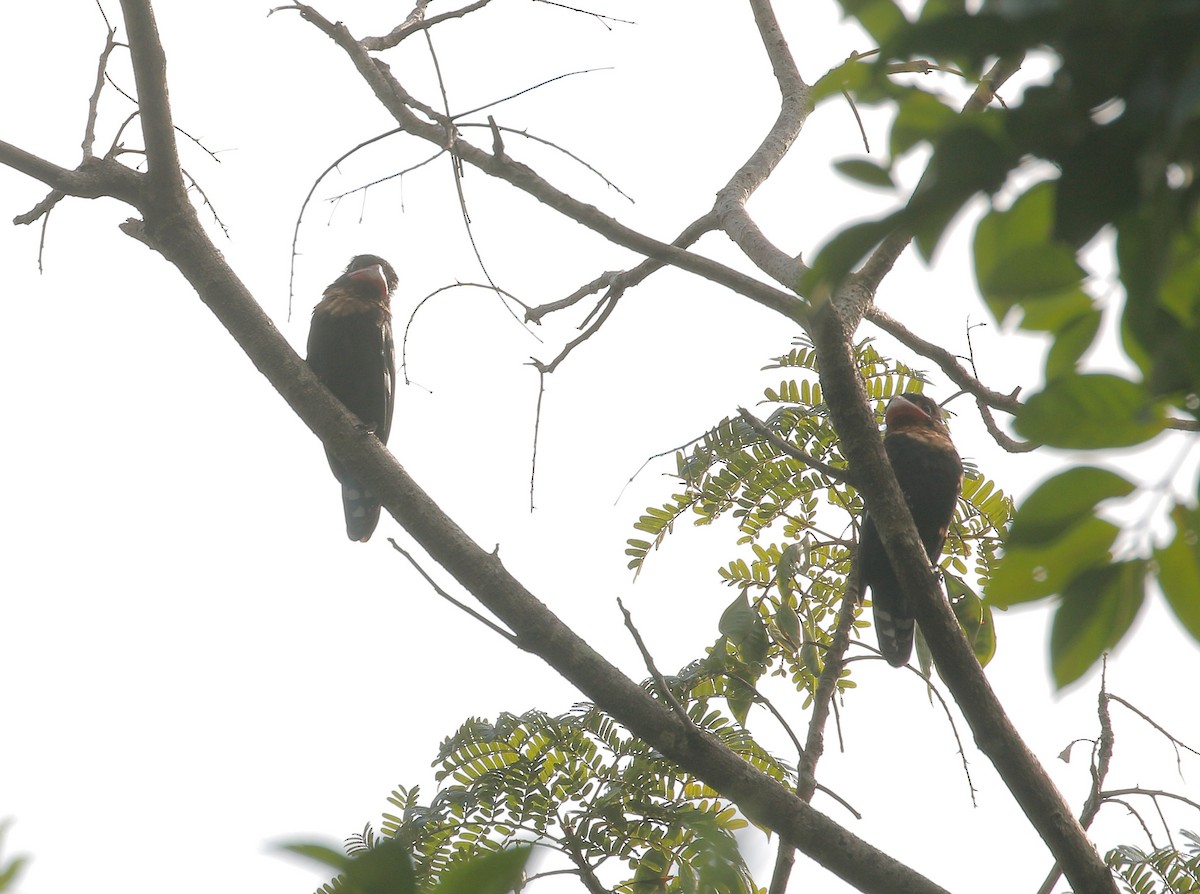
[306,255,398,542]
[857,393,963,666]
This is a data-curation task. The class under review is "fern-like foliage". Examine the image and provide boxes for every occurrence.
[1107,830,1200,894]
[319,706,767,894]
[627,336,1014,717]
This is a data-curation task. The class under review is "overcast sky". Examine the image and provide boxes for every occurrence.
[2,3,1198,894]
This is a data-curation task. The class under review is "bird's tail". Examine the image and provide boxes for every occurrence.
[871,593,915,667]
[341,481,382,542]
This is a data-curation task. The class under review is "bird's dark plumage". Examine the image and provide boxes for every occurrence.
[858,393,963,667]
[306,254,398,542]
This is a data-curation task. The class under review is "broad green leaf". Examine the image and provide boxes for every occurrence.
[834,157,896,188]
[1016,374,1166,448]
[1154,504,1200,643]
[1044,306,1101,379]
[719,592,757,641]
[435,845,531,894]
[1050,561,1146,688]
[1013,289,1095,333]
[978,243,1086,303]
[774,603,802,652]
[811,55,874,104]
[946,573,996,666]
[837,0,908,45]
[801,215,899,296]
[987,516,1120,607]
[974,180,1058,319]
[1006,467,1135,546]
[718,593,768,665]
[725,676,756,727]
[889,90,960,158]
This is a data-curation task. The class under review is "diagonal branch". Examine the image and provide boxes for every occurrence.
[712,0,812,290]
[283,3,808,327]
[809,301,1117,894]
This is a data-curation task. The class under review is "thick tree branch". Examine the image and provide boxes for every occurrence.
[809,301,1118,894]
[713,0,813,290]
[120,0,188,206]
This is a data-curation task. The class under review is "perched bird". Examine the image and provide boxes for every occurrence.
[857,392,963,667]
[306,254,398,542]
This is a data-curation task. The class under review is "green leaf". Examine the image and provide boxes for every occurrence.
[1044,306,1101,378]
[978,243,1086,303]
[987,516,1121,608]
[833,157,896,188]
[718,593,768,665]
[801,215,899,296]
[435,845,531,894]
[719,592,757,641]
[838,0,908,45]
[946,573,996,666]
[1016,374,1166,448]
[890,90,960,159]
[774,602,802,652]
[1154,504,1200,643]
[1006,467,1136,546]
[811,55,873,104]
[1050,561,1147,688]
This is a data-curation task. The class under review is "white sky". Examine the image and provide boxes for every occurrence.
[2,3,1198,894]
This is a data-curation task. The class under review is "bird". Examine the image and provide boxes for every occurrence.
[857,392,963,667]
[306,254,398,542]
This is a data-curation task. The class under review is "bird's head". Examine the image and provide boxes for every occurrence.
[884,392,951,437]
[345,254,399,296]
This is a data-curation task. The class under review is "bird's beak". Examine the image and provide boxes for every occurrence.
[884,394,930,428]
[348,264,388,298]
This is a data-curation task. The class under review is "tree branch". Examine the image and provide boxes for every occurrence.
[809,301,1118,894]
[120,0,187,205]
[285,3,809,327]
[712,0,812,290]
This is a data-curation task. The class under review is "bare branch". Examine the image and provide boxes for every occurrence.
[119,0,187,203]
[616,597,691,725]
[864,305,1024,414]
[451,67,614,122]
[527,212,719,324]
[533,0,635,27]
[83,26,119,159]
[458,121,634,202]
[713,0,812,290]
[388,539,520,645]
[362,0,495,51]
[289,4,807,324]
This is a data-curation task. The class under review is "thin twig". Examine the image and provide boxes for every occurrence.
[286,127,405,319]
[458,121,634,202]
[532,0,635,27]
[388,538,519,644]
[737,407,855,485]
[83,27,118,159]
[451,68,614,121]
[616,597,691,725]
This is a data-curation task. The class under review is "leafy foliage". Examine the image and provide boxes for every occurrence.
[1106,829,1200,894]
[628,337,1012,709]
[815,0,1200,684]
[0,821,27,894]
[306,707,769,894]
